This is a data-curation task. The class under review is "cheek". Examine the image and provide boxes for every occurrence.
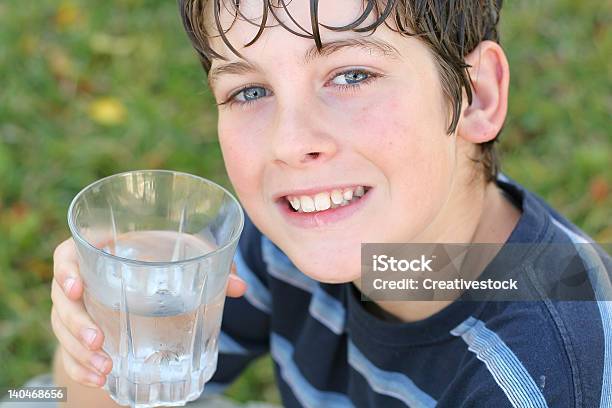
[352,93,452,180]
[217,118,263,200]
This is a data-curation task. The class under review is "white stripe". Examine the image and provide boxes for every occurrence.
[271,333,354,408]
[497,172,511,183]
[551,218,612,408]
[451,317,548,408]
[234,247,272,313]
[348,341,436,408]
[218,331,248,355]
[308,286,346,334]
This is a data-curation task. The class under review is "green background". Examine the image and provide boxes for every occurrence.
[0,0,610,404]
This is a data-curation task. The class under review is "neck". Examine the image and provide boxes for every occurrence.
[352,177,522,323]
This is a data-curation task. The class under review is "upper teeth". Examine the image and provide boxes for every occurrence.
[287,186,368,213]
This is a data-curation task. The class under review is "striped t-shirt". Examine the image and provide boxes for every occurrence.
[198,174,611,407]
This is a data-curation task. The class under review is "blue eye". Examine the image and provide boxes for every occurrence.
[331,70,370,86]
[235,86,268,103]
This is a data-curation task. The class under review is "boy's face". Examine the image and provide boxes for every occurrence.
[208,1,462,283]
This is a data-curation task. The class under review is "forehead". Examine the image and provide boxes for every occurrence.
[206,0,400,60]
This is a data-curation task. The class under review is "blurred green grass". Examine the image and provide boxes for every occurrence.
[0,0,610,404]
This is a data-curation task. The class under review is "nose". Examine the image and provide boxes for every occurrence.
[270,101,338,168]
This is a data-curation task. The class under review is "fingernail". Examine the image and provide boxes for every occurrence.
[91,354,110,374]
[63,278,75,294]
[81,328,97,346]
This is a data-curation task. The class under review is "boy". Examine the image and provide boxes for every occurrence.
[50,0,611,406]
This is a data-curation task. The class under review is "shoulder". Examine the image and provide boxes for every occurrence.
[454,175,611,407]
[443,299,607,408]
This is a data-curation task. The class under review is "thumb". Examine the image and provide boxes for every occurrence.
[226,263,247,298]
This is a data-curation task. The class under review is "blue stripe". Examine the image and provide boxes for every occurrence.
[348,341,436,408]
[271,333,354,408]
[234,247,272,313]
[551,218,612,408]
[451,317,548,408]
[218,331,248,355]
[261,237,318,292]
[309,286,346,334]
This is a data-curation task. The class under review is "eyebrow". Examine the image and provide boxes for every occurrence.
[206,38,401,89]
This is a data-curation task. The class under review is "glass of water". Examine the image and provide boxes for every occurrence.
[68,170,244,407]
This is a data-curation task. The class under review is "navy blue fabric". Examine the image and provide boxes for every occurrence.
[199,174,611,408]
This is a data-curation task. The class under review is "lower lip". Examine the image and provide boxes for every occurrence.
[276,189,373,228]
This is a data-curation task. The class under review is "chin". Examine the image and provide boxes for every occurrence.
[305,271,358,284]
[260,220,368,285]
[293,257,360,285]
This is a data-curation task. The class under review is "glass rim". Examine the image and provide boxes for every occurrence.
[67,169,245,267]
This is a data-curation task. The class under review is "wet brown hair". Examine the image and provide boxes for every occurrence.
[178,0,503,183]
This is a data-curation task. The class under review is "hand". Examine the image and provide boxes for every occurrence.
[50,238,247,388]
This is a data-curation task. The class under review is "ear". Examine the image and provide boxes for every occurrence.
[456,40,509,143]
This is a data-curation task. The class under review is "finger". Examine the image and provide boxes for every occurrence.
[51,278,105,351]
[226,264,247,298]
[53,238,84,301]
[51,306,113,376]
[59,346,106,388]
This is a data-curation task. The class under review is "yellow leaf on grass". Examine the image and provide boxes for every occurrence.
[88,97,127,126]
[55,1,79,29]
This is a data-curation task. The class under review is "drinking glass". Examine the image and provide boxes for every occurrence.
[68,170,244,407]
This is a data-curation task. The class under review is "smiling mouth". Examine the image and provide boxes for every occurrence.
[283,186,372,214]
